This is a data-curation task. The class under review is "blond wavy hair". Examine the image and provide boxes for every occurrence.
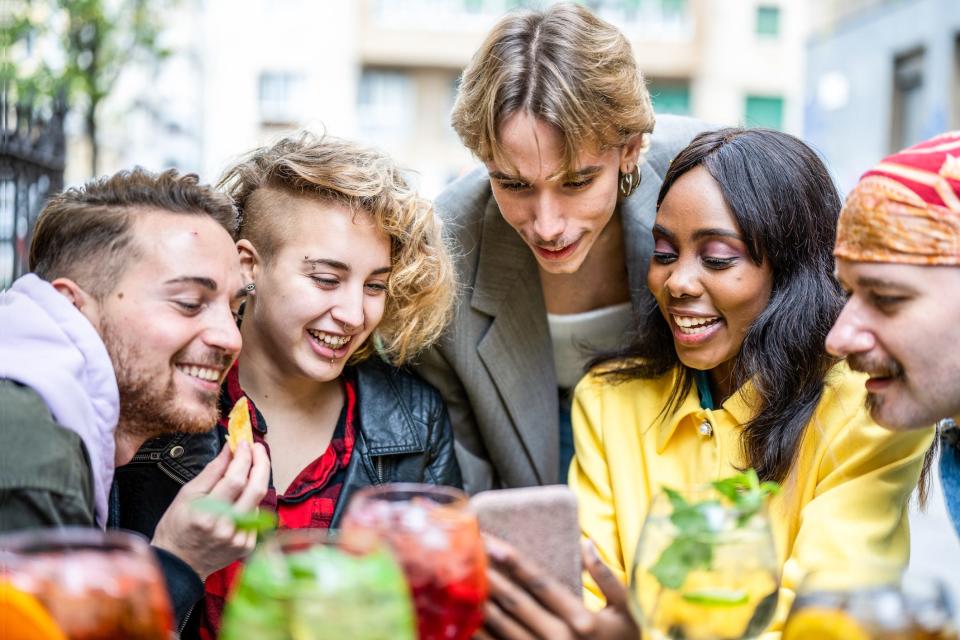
[452,2,654,176]
[219,133,456,366]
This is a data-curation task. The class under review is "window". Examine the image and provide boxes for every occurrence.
[258,72,306,126]
[756,5,780,37]
[357,69,415,139]
[891,49,925,151]
[648,81,691,116]
[745,95,784,130]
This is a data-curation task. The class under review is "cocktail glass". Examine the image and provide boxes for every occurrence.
[341,483,488,640]
[0,527,173,640]
[783,568,957,640]
[630,487,780,640]
[220,528,416,640]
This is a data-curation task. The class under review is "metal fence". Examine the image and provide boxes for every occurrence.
[0,82,66,289]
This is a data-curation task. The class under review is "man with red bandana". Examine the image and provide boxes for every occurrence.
[827,131,960,535]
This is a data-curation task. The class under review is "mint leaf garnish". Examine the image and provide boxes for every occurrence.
[649,471,779,591]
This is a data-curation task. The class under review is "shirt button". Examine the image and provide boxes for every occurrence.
[699,421,713,437]
[169,445,185,459]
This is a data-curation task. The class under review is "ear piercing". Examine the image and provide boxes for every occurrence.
[244,283,256,293]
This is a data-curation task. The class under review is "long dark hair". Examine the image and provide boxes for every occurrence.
[596,128,844,483]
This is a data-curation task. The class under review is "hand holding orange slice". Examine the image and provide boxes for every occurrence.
[226,396,254,453]
[0,581,67,640]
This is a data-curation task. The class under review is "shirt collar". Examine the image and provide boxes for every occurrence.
[655,368,758,453]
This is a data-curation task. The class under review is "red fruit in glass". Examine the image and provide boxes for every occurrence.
[342,484,488,640]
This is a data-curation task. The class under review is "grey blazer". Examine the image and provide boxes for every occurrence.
[415,115,711,493]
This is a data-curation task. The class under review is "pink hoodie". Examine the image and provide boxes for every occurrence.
[0,274,118,527]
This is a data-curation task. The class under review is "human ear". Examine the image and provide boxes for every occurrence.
[619,133,648,174]
[51,277,102,329]
[236,239,261,285]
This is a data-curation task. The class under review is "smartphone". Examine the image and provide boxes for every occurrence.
[469,485,582,594]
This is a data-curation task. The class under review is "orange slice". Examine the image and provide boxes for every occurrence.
[782,607,871,640]
[0,581,67,640]
[226,396,254,453]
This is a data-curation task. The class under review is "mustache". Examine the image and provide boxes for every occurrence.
[848,353,903,378]
[177,350,236,372]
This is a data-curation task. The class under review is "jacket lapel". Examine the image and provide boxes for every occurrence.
[472,198,557,485]
[621,160,662,317]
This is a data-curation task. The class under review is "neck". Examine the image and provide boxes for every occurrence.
[539,209,629,314]
[707,360,737,407]
[114,426,149,466]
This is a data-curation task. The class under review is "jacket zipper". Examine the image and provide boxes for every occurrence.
[375,456,384,484]
[154,459,193,634]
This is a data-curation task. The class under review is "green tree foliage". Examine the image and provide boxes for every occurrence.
[4,0,173,175]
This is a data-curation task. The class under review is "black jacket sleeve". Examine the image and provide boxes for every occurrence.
[153,546,204,630]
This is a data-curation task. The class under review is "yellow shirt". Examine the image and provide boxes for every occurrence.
[569,362,934,635]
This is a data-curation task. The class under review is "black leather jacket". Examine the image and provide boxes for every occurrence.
[109,359,462,633]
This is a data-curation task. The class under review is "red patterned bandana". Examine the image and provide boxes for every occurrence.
[835,131,960,265]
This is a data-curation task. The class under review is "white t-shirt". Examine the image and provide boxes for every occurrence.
[547,302,633,389]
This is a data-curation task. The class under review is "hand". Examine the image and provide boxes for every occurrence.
[151,440,270,578]
[476,537,639,640]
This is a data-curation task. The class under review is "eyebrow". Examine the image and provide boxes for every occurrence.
[303,258,391,276]
[488,165,604,182]
[164,276,218,291]
[652,225,742,242]
[165,276,248,301]
[856,275,918,293]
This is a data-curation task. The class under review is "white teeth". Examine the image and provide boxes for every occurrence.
[177,365,221,382]
[308,329,349,349]
[672,315,721,335]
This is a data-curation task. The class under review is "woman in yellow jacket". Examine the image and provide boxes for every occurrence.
[569,128,934,636]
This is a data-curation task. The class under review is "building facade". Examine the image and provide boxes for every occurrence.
[805,0,960,192]
[64,0,806,197]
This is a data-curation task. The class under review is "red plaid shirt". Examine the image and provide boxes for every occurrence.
[198,363,357,640]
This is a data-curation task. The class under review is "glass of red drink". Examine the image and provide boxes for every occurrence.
[0,528,173,640]
[342,483,488,640]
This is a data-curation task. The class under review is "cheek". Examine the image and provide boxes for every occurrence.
[365,297,388,329]
[492,195,529,232]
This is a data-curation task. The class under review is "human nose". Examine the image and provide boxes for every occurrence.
[825,300,875,357]
[204,303,243,355]
[331,283,365,332]
[662,258,704,299]
[531,193,565,242]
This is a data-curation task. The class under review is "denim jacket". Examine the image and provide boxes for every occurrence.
[940,421,960,538]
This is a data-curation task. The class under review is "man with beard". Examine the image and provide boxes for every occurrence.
[826,131,960,536]
[0,168,271,624]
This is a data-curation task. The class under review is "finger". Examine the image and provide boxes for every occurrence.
[231,442,270,512]
[487,537,591,632]
[472,629,497,640]
[481,598,538,640]
[487,567,570,640]
[583,539,629,610]
[182,444,232,494]
[209,439,253,502]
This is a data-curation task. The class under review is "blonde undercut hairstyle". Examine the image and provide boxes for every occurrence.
[219,132,456,366]
[451,2,655,176]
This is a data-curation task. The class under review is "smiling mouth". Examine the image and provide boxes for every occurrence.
[175,364,223,383]
[307,329,351,350]
[672,315,722,335]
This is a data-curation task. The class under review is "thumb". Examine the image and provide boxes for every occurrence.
[180,444,232,496]
[583,539,629,610]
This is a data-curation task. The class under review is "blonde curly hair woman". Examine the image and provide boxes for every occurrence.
[114,132,461,640]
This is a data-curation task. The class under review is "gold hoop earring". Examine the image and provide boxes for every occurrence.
[619,164,641,198]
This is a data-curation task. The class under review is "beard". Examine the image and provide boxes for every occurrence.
[100,316,232,441]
